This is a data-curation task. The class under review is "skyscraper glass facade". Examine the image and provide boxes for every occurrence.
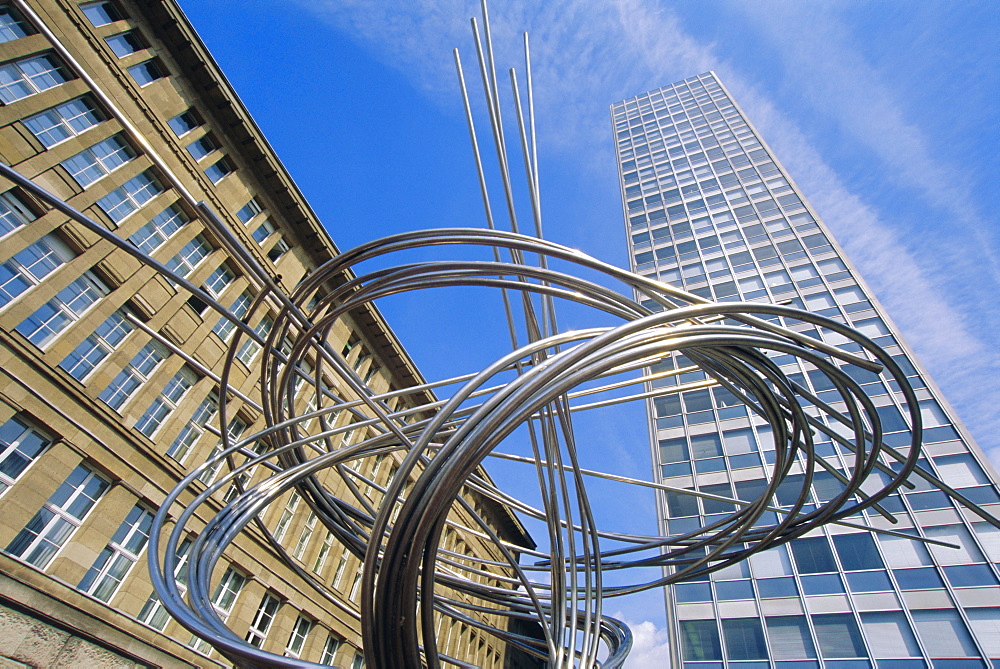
[613,72,1000,669]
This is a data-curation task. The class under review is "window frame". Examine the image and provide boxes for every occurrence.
[0,416,51,495]
[16,270,109,348]
[134,365,197,438]
[23,96,103,148]
[99,340,168,410]
[78,503,153,602]
[0,53,69,104]
[245,592,281,649]
[5,463,108,569]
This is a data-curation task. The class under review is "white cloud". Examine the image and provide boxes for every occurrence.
[611,613,671,668]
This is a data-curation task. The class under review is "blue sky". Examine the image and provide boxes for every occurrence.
[178,1,999,661]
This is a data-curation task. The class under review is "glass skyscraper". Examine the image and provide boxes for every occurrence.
[613,72,1000,669]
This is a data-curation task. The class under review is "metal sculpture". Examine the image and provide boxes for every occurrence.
[2,2,996,667]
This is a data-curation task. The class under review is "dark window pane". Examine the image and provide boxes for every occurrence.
[832,534,883,571]
[811,613,865,659]
[790,537,837,573]
[681,620,722,662]
[722,618,767,660]
[691,433,722,459]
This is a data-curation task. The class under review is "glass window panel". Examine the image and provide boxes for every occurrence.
[878,534,933,568]
[790,537,837,573]
[832,533,884,571]
[943,564,998,588]
[681,620,722,662]
[911,609,978,658]
[965,608,1000,656]
[845,570,892,593]
[933,454,988,487]
[860,612,920,659]
[722,619,767,660]
[925,525,985,565]
[765,616,817,660]
[751,544,794,577]
[691,433,722,459]
[658,437,688,463]
[715,579,755,600]
[721,428,756,455]
[811,613,865,659]
[81,2,123,26]
[757,576,798,598]
[800,573,844,595]
[700,482,735,515]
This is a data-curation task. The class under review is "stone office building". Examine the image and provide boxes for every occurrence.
[0,1,532,666]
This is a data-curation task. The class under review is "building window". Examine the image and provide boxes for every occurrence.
[311,530,333,575]
[5,463,108,568]
[97,170,163,223]
[966,608,1000,657]
[680,620,722,662]
[99,340,167,410]
[166,391,217,463]
[236,198,261,223]
[134,366,196,437]
[138,535,192,631]
[235,315,272,366]
[0,190,35,237]
[0,54,69,104]
[912,609,979,658]
[349,564,362,601]
[0,7,33,42]
[78,503,153,602]
[721,618,767,661]
[351,650,365,669]
[189,564,246,653]
[859,611,920,661]
[203,157,233,184]
[245,592,281,648]
[167,109,201,137]
[202,264,235,298]
[251,219,275,243]
[16,271,108,347]
[273,491,300,543]
[332,552,349,589]
[76,130,134,184]
[811,613,865,659]
[320,634,342,664]
[0,234,71,308]
[209,566,245,618]
[221,437,268,503]
[284,614,312,658]
[186,134,217,161]
[59,308,133,380]
[81,1,124,26]
[267,237,290,263]
[104,30,145,58]
[292,512,317,560]
[198,415,248,484]
[23,97,103,148]
[166,235,212,277]
[127,58,165,86]
[213,290,252,341]
[127,204,188,253]
[0,417,50,494]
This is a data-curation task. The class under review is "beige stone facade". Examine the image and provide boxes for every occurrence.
[0,1,534,666]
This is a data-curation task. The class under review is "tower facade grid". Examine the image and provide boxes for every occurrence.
[613,72,1000,669]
